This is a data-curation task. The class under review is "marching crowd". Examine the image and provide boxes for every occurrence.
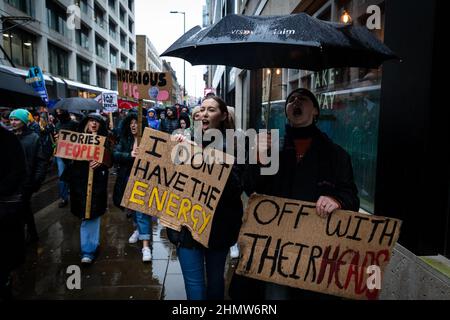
[0,89,359,301]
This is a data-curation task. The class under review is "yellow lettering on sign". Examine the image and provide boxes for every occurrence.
[198,210,212,235]
[165,192,180,217]
[149,186,168,211]
[178,198,191,223]
[190,204,203,231]
[129,180,148,205]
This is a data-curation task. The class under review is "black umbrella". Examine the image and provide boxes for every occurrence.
[0,67,43,108]
[53,97,103,111]
[161,13,398,71]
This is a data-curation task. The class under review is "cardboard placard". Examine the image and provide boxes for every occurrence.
[55,130,109,164]
[117,68,173,101]
[121,128,234,247]
[236,194,402,300]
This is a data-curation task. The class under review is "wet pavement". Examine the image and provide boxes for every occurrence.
[12,166,238,300]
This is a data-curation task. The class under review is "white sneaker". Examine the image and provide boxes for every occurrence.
[128,230,139,244]
[142,247,152,262]
[81,256,93,264]
[230,243,240,259]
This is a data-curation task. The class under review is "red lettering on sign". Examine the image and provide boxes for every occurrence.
[65,143,73,157]
[80,144,88,158]
[72,144,81,158]
[58,141,67,154]
[94,146,101,161]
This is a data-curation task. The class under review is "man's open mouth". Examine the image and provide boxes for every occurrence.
[293,106,303,116]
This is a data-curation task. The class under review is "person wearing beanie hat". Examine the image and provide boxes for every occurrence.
[9,109,30,125]
[230,88,359,300]
[284,88,320,124]
[9,108,48,245]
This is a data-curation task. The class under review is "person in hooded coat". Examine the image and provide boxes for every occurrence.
[62,113,111,264]
[113,112,153,262]
[146,108,160,130]
[160,105,179,134]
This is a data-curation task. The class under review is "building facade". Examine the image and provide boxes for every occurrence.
[136,34,162,72]
[162,59,181,105]
[0,0,136,98]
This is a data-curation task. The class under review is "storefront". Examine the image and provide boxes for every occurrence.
[250,0,385,213]
[248,0,448,257]
[64,79,112,99]
[0,64,62,102]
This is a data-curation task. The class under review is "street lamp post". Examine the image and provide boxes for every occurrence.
[170,11,186,104]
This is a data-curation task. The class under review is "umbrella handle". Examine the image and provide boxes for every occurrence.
[266,68,274,130]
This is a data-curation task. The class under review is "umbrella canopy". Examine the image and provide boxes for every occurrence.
[0,67,43,108]
[161,13,398,70]
[53,97,103,111]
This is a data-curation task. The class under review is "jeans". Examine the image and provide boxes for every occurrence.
[80,217,101,259]
[56,157,69,201]
[132,212,152,241]
[176,246,228,300]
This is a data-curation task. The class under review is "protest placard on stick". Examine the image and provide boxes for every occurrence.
[236,194,402,300]
[121,128,234,247]
[85,168,94,219]
[55,130,110,165]
[55,130,111,219]
[117,68,173,101]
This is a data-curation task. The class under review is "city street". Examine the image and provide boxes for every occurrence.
[1,0,448,304]
[11,167,237,300]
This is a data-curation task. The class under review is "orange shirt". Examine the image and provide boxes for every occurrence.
[293,138,312,162]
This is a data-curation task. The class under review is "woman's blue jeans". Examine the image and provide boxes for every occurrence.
[132,212,152,241]
[80,217,101,259]
[176,246,228,300]
[56,157,69,201]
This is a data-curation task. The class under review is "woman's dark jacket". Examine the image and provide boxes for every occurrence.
[63,114,110,220]
[15,126,48,199]
[112,112,147,209]
[0,127,27,273]
[166,136,244,250]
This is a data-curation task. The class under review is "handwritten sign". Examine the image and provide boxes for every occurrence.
[121,128,234,247]
[117,69,172,101]
[236,194,402,300]
[102,92,118,112]
[55,130,109,164]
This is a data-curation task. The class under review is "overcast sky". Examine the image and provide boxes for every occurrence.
[135,0,207,99]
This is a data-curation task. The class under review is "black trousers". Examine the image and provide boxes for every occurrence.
[22,194,38,239]
[0,200,25,301]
